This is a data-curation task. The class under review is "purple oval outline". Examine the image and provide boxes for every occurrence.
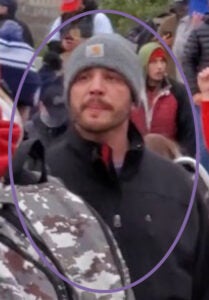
[8,9,200,294]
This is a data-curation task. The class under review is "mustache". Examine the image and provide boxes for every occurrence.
[81,98,113,111]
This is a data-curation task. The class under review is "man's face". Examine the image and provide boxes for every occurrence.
[61,28,83,53]
[147,57,167,82]
[69,67,132,133]
[0,5,8,15]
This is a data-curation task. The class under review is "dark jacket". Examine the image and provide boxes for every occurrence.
[182,14,209,95]
[4,139,47,186]
[132,78,196,157]
[47,124,209,300]
[25,114,68,148]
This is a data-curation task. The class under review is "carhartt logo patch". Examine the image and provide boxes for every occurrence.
[86,44,104,58]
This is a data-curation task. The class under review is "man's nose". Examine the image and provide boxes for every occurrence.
[89,74,105,95]
[157,62,164,69]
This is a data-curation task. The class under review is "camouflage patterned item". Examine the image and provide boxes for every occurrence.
[0,178,135,300]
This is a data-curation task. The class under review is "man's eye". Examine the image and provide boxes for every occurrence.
[107,76,115,81]
[106,74,119,81]
[76,74,89,81]
[106,74,124,83]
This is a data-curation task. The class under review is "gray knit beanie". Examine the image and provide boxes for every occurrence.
[64,33,145,105]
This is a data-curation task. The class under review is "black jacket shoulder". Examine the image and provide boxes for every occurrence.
[168,78,196,157]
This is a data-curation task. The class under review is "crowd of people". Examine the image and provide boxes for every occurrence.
[0,0,209,299]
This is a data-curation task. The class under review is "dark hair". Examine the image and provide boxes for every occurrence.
[60,0,96,39]
[61,11,94,39]
[43,51,62,71]
[83,0,98,11]
[127,19,157,53]
[170,0,189,15]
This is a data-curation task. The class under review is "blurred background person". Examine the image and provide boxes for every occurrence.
[181,1,209,171]
[182,3,209,101]
[132,41,195,157]
[25,76,68,148]
[197,67,209,151]
[0,0,34,46]
[47,0,113,53]
[0,20,40,125]
[158,0,203,81]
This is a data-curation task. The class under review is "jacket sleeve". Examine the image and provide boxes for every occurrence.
[171,81,196,157]
[182,30,200,95]
[192,195,209,300]
[201,101,209,151]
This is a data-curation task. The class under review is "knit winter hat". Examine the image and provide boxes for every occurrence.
[65,33,145,105]
[0,20,41,107]
[0,20,23,41]
[138,41,166,74]
[149,47,166,63]
[60,0,82,13]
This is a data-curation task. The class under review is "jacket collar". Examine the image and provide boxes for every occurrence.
[66,122,144,168]
[147,76,172,91]
[147,76,172,103]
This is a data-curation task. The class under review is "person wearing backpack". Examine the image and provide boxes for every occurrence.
[0,80,134,299]
[47,33,209,300]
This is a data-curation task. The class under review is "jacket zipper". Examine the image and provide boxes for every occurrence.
[146,88,171,131]
[86,203,132,299]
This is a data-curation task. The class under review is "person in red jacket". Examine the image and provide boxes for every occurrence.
[132,41,195,156]
[0,88,22,179]
[197,67,209,150]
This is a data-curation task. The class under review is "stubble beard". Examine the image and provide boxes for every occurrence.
[72,110,130,136]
